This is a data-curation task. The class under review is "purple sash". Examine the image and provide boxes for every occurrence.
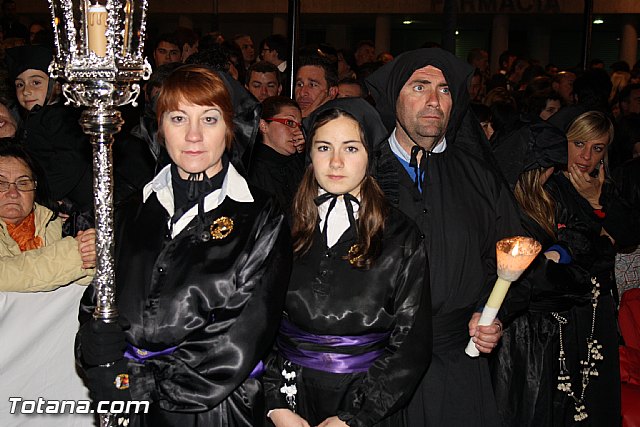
[277,319,389,374]
[124,344,178,362]
[125,344,265,379]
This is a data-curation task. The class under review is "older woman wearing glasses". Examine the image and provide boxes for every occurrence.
[0,139,95,292]
[0,139,96,426]
[248,96,305,214]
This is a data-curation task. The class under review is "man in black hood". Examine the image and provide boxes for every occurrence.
[367,48,523,426]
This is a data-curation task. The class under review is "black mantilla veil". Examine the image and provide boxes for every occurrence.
[365,48,508,186]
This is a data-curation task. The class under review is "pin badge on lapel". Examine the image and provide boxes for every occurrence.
[114,373,130,390]
[210,216,234,239]
[347,244,363,266]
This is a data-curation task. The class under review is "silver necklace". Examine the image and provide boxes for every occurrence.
[551,277,604,422]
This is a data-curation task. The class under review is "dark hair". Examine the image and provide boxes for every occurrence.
[261,96,300,119]
[337,49,357,72]
[527,91,562,117]
[0,138,57,213]
[221,40,246,83]
[297,54,339,88]
[611,60,631,73]
[186,44,231,73]
[154,33,181,52]
[248,61,281,84]
[156,65,235,150]
[261,34,289,61]
[573,69,612,111]
[292,108,388,269]
[337,77,367,98]
[145,62,184,98]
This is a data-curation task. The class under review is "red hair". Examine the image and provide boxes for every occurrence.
[156,65,235,149]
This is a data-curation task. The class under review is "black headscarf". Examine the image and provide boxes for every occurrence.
[303,97,389,171]
[365,48,473,144]
[302,97,389,245]
[492,118,568,189]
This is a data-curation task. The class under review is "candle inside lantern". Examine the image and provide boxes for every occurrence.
[88,3,108,57]
[122,0,132,54]
[465,236,541,357]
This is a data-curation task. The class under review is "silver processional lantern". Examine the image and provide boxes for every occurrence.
[47,0,151,322]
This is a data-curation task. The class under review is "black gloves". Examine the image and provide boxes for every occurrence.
[84,358,132,404]
[77,317,128,367]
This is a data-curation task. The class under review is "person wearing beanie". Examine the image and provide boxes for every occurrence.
[6,45,93,213]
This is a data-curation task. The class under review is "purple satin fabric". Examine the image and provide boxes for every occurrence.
[125,344,265,379]
[249,360,265,379]
[277,319,389,374]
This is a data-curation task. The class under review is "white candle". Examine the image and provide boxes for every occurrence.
[465,236,541,357]
[88,3,108,57]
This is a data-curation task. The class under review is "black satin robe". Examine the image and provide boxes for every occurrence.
[79,182,292,426]
[263,207,432,427]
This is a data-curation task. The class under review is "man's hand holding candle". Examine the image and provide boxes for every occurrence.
[465,236,541,357]
[468,313,503,353]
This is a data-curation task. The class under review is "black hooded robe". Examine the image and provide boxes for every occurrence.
[367,48,524,427]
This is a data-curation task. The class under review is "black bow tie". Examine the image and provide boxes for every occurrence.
[314,192,360,246]
[409,145,429,191]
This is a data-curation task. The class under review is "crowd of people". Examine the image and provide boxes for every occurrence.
[1,1,640,426]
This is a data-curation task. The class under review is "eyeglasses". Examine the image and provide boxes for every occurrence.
[265,117,301,129]
[0,178,37,192]
[262,47,274,53]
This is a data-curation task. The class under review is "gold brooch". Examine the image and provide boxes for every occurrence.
[210,216,234,239]
[347,244,363,266]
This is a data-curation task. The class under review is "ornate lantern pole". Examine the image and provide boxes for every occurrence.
[47,0,151,322]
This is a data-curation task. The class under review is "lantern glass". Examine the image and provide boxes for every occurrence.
[48,0,150,83]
